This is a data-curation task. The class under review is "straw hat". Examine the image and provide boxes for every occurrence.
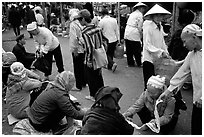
[144,4,171,19]
[133,2,147,9]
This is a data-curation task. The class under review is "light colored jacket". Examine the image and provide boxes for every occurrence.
[6,69,41,119]
[124,10,143,41]
[142,20,168,63]
[168,50,202,104]
[34,27,59,54]
[99,15,119,43]
[69,19,85,53]
[123,91,176,126]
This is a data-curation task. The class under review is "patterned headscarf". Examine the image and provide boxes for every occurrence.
[52,71,75,92]
[10,62,26,79]
[147,75,166,90]
[182,24,202,36]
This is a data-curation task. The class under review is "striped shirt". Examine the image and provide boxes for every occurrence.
[82,24,103,65]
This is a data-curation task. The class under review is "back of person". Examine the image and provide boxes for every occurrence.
[80,86,134,135]
[99,16,118,43]
[168,29,189,61]
[8,6,21,26]
[25,6,36,24]
[80,107,133,135]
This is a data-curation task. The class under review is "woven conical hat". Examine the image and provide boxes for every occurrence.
[133,2,147,9]
[144,4,171,18]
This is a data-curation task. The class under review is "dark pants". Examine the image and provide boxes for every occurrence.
[191,104,202,135]
[84,66,104,97]
[23,53,35,69]
[43,45,64,76]
[12,24,20,36]
[137,106,179,134]
[72,53,87,90]
[29,109,67,134]
[107,41,117,70]
[142,61,155,90]
[125,39,142,67]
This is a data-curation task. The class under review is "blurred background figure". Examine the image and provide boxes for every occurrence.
[8,4,21,36]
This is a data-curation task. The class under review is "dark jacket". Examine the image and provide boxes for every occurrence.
[25,8,36,24]
[80,107,134,135]
[168,29,189,61]
[12,43,35,69]
[27,85,84,132]
[8,8,21,26]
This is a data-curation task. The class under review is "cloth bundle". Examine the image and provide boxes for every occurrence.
[126,100,163,133]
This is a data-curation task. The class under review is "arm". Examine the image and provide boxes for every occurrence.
[158,53,191,100]
[41,29,54,54]
[159,97,176,126]
[23,78,42,92]
[143,27,165,58]
[115,19,120,41]
[25,69,41,80]
[58,94,85,120]
[69,22,80,53]
[123,92,146,117]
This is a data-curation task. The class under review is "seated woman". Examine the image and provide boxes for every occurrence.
[80,86,134,135]
[27,71,86,135]
[123,75,180,134]
[6,62,42,119]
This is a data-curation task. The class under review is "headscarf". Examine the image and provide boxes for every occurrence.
[182,24,202,36]
[51,71,75,92]
[147,75,166,90]
[10,62,26,79]
[2,52,17,67]
[92,86,123,112]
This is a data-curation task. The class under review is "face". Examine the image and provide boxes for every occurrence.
[79,18,86,26]
[28,28,39,36]
[152,14,164,24]
[146,85,162,100]
[181,33,198,51]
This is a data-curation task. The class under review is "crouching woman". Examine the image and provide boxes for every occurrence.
[123,75,179,134]
[27,71,86,134]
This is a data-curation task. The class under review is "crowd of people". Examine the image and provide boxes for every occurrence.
[2,2,202,135]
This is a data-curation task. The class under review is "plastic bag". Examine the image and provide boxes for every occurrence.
[114,42,124,59]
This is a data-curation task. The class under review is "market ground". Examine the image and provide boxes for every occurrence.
[2,28,193,135]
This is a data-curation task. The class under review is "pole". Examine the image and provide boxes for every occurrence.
[41,2,47,27]
[60,2,64,30]
[117,2,120,43]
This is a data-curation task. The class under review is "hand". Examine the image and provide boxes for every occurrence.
[38,51,44,58]
[161,52,170,58]
[73,52,78,57]
[140,124,148,131]
[87,62,93,68]
[123,113,133,121]
[195,99,202,108]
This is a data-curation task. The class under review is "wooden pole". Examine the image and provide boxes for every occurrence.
[117,2,120,43]
[60,2,64,30]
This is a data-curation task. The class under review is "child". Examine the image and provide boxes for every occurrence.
[123,75,179,134]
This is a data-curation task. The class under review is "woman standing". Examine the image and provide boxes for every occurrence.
[142,4,171,90]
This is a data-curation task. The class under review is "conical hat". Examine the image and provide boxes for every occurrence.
[144,4,171,18]
[133,2,147,9]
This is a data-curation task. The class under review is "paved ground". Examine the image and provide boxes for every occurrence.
[2,28,193,135]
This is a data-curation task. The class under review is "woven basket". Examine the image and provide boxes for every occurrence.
[154,58,180,80]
